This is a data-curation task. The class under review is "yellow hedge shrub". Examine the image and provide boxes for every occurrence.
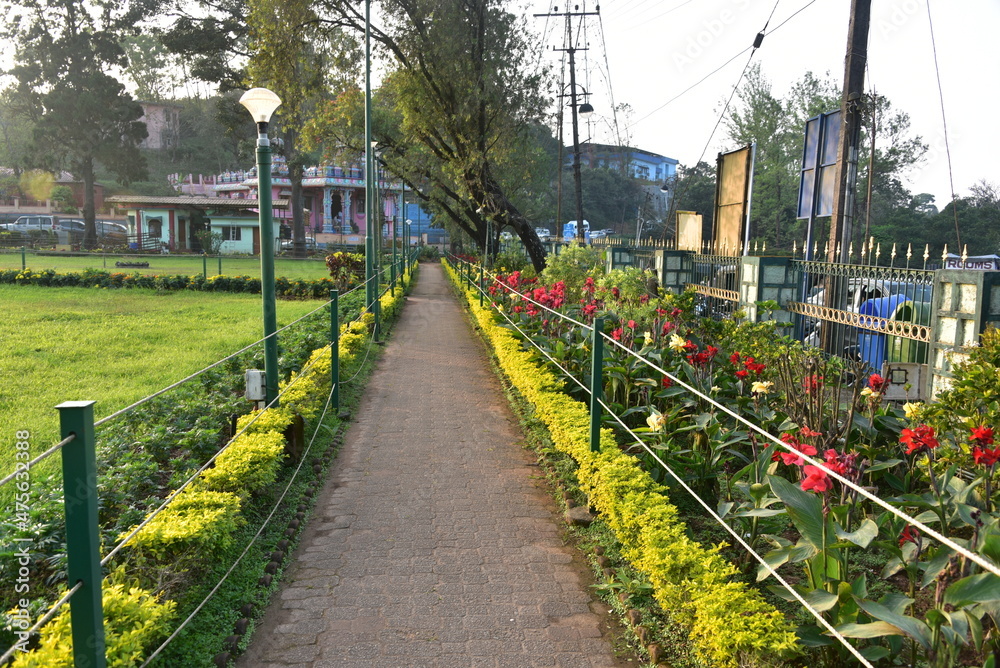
[443,260,799,668]
[11,584,175,668]
[199,431,286,496]
[123,489,242,561]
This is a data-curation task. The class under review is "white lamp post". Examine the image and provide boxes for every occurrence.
[239,87,282,405]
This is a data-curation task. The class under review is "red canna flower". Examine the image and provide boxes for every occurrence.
[611,287,620,299]
[973,446,1000,467]
[801,465,832,493]
[802,374,823,394]
[627,319,637,329]
[730,351,742,365]
[971,425,995,447]
[661,321,676,336]
[899,525,920,547]
[900,425,940,455]
[799,426,823,439]
[735,369,749,380]
[868,373,889,392]
[611,327,623,341]
[662,376,673,388]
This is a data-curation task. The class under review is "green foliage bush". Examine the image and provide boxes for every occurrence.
[540,243,603,294]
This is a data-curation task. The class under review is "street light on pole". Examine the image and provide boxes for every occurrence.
[239,87,282,406]
[560,81,593,243]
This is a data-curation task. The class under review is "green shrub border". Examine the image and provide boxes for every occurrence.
[444,259,799,668]
[0,267,339,299]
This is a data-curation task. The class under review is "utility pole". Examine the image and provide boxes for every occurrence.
[827,0,871,263]
[535,4,599,243]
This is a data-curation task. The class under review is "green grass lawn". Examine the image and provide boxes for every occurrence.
[0,285,327,478]
[0,250,333,280]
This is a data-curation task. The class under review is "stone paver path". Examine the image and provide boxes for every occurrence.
[238,262,623,667]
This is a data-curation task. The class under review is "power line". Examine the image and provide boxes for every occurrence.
[925,0,961,250]
[624,0,818,133]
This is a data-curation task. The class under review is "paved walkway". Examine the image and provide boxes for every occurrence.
[239,263,624,668]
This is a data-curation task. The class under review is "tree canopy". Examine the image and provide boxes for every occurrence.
[4,0,150,247]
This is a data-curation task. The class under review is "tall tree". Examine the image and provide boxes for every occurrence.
[310,0,551,270]
[246,0,359,257]
[5,0,150,248]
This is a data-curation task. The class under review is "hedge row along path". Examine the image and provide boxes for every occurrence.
[239,262,625,668]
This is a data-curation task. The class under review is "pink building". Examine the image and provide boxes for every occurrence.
[171,155,406,239]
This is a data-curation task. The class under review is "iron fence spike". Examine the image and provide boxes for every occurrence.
[942,244,949,264]
[962,244,968,264]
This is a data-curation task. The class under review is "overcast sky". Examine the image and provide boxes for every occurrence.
[530,0,999,206]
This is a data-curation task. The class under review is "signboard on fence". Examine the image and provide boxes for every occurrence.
[945,254,1000,270]
[676,211,703,251]
[713,145,752,252]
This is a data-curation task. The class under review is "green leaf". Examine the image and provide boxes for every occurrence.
[856,599,932,650]
[833,621,905,638]
[945,573,1000,607]
[834,518,879,548]
[860,645,892,661]
[795,624,836,647]
[731,508,786,519]
[922,547,956,588]
[865,458,904,473]
[804,588,840,612]
[768,474,825,549]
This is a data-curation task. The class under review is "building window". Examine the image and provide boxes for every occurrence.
[221,226,242,241]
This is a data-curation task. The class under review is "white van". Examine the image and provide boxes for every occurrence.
[562,220,590,240]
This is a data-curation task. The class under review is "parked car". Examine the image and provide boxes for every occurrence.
[534,227,550,241]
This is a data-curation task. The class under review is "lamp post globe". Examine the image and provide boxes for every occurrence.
[240,87,282,405]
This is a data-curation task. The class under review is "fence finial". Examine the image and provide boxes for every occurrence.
[962,244,969,264]
[823,240,829,259]
[849,241,855,262]
[792,240,798,257]
[923,244,930,266]
[942,244,949,264]
[762,240,766,253]
[890,243,897,267]
[835,242,841,261]
[814,240,820,259]
[875,242,882,264]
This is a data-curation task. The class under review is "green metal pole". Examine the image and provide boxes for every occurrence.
[218,254,222,276]
[257,128,280,405]
[56,400,106,668]
[202,252,207,277]
[390,214,397,295]
[589,318,605,453]
[21,246,26,271]
[479,265,484,308]
[330,290,339,410]
[364,0,375,328]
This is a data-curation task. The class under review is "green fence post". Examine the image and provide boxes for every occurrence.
[589,318,604,453]
[218,254,222,276]
[22,246,27,271]
[330,290,340,410]
[56,400,106,668]
[202,252,207,277]
[479,265,484,308]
